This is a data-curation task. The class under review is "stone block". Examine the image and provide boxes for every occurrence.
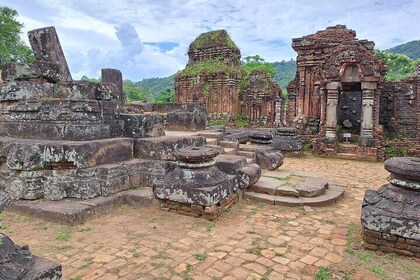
[121,113,165,138]
[214,154,247,175]
[134,136,205,160]
[256,150,284,170]
[237,164,261,188]
[1,62,66,83]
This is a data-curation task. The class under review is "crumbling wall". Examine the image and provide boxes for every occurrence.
[241,70,283,126]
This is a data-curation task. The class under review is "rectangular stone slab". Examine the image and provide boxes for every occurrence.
[153,174,238,207]
[0,122,124,140]
[0,137,134,170]
[134,136,205,160]
[121,113,165,138]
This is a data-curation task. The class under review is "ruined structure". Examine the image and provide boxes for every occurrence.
[287,25,387,161]
[174,30,242,116]
[123,102,207,131]
[0,192,62,279]
[175,30,285,127]
[0,27,213,201]
[380,67,420,157]
[154,147,261,220]
[241,70,283,126]
[362,157,420,257]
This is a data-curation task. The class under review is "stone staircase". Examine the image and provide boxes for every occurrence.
[244,170,345,207]
[336,143,359,160]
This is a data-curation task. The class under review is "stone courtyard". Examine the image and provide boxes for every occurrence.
[2,154,419,280]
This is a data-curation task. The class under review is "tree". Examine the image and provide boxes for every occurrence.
[123,80,152,102]
[374,50,419,80]
[241,55,275,77]
[153,88,174,104]
[0,7,34,64]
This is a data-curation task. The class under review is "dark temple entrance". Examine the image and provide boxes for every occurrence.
[338,82,362,140]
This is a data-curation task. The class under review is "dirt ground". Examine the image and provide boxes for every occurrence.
[1,154,419,280]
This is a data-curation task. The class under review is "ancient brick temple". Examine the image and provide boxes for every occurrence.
[241,70,284,126]
[287,25,387,160]
[174,30,242,116]
[175,30,284,126]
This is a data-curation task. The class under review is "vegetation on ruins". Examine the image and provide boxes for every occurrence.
[177,57,243,78]
[0,7,35,64]
[190,29,238,51]
[374,50,420,80]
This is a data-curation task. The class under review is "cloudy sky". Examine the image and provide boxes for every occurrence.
[3,0,419,81]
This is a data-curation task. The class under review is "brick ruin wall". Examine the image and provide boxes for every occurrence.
[380,78,420,158]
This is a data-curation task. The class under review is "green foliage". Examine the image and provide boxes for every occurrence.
[234,114,249,128]
[272,59,297,90]
[193,253,206,261]
[137,74,175,98]
[152,88,174,104]
[242,55,275,77]
[315,267,332,280]
[192,30,237,50]
[80,75,100,83]
[384,145,416,158]
[384,40,420,60]
[55,227,71,241]
[178,57,243,78]
[0,7,35,64]
[374,50,419,80]
[124,79,152,102]
[209,115,229,126]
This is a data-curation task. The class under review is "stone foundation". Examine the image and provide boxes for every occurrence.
[362,228,420,258]
[159,191,240,220]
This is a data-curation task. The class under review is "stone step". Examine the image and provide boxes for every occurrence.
[237,150,256,159]
[336,152,359,160]
[0,137,134,171]
[198,131,224,141]
[8,188,157,225]
[218,140,239,149]
[6,158,176,200]
[239,144,274,153]
[206,145,225,154]
[206,138,218,145]
[337,143,359,154]
[246,158,255,164]
[244,184,344,207]
[134,136,206,160]
[224,147,237,155]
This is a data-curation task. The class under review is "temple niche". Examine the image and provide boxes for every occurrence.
[287,25,387,161]
[175,29,285,127]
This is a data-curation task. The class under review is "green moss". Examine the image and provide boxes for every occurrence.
[191,30,238,50]
[177,58,243,77]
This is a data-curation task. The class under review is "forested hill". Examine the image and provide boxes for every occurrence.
[383,40,420,60]
[138,59,297,97]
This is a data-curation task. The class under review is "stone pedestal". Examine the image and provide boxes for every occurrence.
[361,157,420,257]
[272,127,303,155]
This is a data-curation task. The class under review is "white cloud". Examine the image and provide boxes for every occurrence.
[3,0,420,80]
